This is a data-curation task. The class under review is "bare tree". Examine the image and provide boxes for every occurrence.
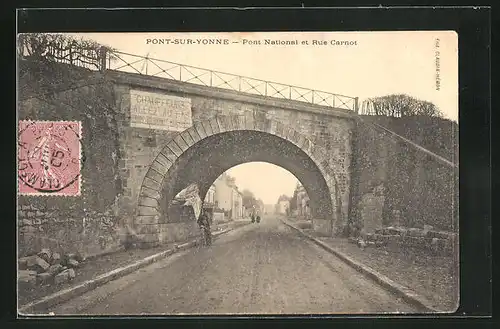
[361,94,444,118]
[18,33,116,71]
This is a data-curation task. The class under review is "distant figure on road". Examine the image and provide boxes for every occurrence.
[197,208,212,246]
[251,213,255,223]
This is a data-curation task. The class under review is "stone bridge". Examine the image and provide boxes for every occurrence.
[108,71,357,247]
[18,60,457,254]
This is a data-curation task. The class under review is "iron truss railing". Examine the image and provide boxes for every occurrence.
[106,50,359,112]
[17,41,359,112]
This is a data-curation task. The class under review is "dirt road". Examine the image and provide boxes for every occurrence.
[48,216,416,315]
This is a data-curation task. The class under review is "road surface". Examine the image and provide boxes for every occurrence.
[48,216,415,315]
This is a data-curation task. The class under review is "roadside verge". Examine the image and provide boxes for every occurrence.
[280,218,440,313]
[19,224,247,315]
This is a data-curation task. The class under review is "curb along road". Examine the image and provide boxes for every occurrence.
[280,218,440,313]
[19,225,246,315]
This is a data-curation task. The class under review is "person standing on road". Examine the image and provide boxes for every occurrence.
[197,208,212,246]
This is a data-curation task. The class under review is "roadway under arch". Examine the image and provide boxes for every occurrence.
[134,113,343,246]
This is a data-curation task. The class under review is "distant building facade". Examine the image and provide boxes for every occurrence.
[204,183,216,205]
[276,195,290,215]
[213,172,244,220]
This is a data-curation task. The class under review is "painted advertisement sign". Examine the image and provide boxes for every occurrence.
[130,90,192,131]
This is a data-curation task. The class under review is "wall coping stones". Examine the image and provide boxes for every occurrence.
[107,70,356,120]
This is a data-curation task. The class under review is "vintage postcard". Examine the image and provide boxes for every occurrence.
[17,31,459,316]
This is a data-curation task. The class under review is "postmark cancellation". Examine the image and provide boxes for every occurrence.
[18,121,82,196]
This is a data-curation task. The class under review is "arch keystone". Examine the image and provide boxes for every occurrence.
[254,118,267,132]
[216,116,230,132]
[235,115,246,130]
[230,116,239,131]
[208,118,221,134]
[244,112,256,130]
[268,120,278,135]
[275,122,285,136]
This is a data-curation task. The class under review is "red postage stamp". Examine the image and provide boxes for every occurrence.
[18,121,82,196]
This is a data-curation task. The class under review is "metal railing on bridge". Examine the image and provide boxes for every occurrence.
[17,38,359,112]
[106,50,359,111]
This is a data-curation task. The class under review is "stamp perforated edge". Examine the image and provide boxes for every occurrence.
[17,120,83,197]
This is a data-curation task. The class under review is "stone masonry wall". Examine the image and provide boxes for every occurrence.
[18,61,123,257]
[349,115,458,234]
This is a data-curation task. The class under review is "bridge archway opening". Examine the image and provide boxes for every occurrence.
[172,161,309,220]
[135,115,343,246]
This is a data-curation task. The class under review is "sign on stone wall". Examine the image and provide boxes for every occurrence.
[130,90,192,131]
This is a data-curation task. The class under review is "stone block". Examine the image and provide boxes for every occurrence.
[174,134,189,152]
[384,235,401,249]
[18,270,37,288]
[37,272,53,285]
[137,224,160,235]
[430,237,439,254]
[145,169,164,185]
[54,270,71,285]
[160,148,177,163]
[26,212,36,218]
[142,177,161,191]
[312,218,332,237]
[138,205,160,217]
[194,122,208,138]
[27,255,50,273]
[138,196,159,209]
[208,118,221,134]
[38,248,52,263]
[136,233,160,244]
[155,153,172,167]
[140,187,161,200]
[408,228,427,237]
[18,258,28,270]
[21,219,32,226]
[51,252,61,264]
[149,160,167,176]
[47,264,64,276]
[19,225,37,234]
[67,259,80,268]
[168,141,183,157]
[186,127,201,144]
[136,215,158,225]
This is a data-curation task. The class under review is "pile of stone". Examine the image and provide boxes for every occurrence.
[350,226,457,256]
[18,249,84,289]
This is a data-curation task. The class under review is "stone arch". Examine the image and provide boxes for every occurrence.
[134,113,345,247]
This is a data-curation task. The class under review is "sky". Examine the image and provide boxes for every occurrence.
[64,31,458,204]
[225,162,298,205]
